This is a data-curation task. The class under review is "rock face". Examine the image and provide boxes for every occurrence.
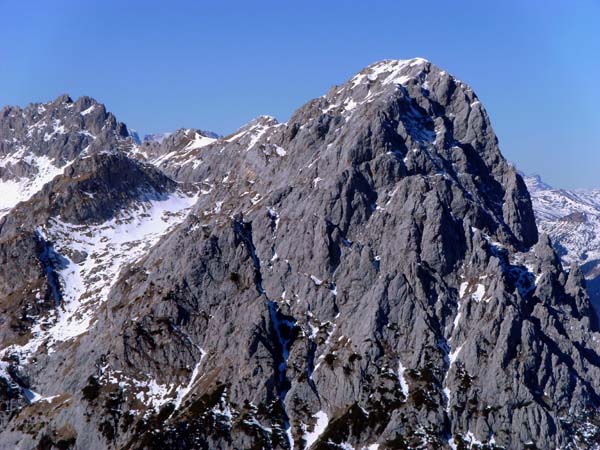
[0,95,135,217]
[525,174,600,319]
[0,59,599,450]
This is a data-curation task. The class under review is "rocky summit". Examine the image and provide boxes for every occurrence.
[0,59,599,450]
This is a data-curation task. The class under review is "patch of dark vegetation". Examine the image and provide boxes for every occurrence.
[313,392,405,450]
[229,272,240,285]
[323,353,337,367]
[99,386,125,442]
[81,376,101,402]
[99,420,115,442]
[406,357,444,411]
[36,429,76,450]
[120,411,135,432]
[312,403,369,448]
[410,387,439,409]
[348,352,362,363]
[235,398,292,449]
[186,383,227,416]
[382,434,410,449]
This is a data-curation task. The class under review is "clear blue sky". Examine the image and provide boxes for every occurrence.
[1,0,598,188]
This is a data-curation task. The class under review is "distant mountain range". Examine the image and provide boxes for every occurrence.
[525,174,600,316]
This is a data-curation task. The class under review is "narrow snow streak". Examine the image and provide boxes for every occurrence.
[173,350,207,410]
[398,361,410,397]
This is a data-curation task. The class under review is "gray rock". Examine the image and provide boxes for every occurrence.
[0,60,598,450]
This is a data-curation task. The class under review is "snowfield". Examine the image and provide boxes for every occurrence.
[0,190,198,364]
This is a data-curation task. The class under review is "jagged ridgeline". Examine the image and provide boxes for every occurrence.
[0,59,599,450]
[525,174,600,317]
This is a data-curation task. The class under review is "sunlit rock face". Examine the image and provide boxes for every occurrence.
[0,60,599,450]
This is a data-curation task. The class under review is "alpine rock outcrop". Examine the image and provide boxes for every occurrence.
[0,59,599,450]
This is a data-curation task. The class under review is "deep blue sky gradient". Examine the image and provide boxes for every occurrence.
[1,0,598,188]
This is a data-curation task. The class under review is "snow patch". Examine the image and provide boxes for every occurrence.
[310,275,323,286]
[1,190,198,363]
[184,132,217,151]
[0,155,70,218]
[80,105,96,116]
[398,360,409,397]
[303,411,329,449]
[472,283,486,302]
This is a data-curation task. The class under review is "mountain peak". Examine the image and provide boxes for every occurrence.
[348,57,442,90]
[1,62,599,450]
[307,56,475,134]
[0,94,137,217]
[523,173,553,191]
[52,93,73,105]
[363,56,430,72]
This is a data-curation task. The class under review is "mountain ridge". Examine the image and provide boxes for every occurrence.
[0,59,598,449]
[525,173,600,318]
